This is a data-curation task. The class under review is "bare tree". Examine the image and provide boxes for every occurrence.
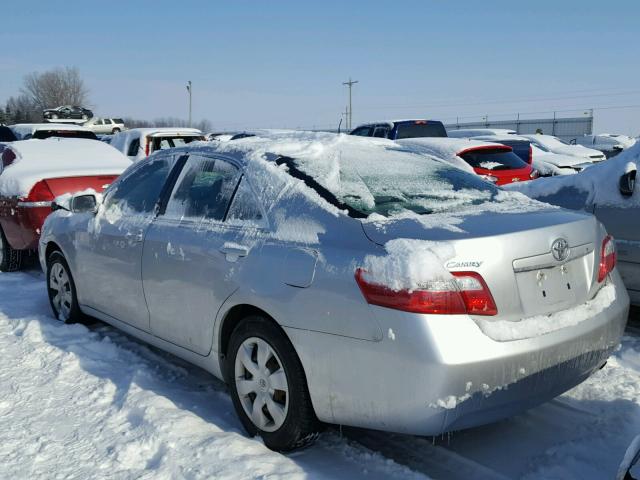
[21,67,89,111]
[5,94,40,123]
[123,116,212,132]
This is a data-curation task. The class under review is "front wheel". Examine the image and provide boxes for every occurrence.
[50,114,58,119]
[0,227,23,272]
[46,251,82,323]
[227,316,321,451]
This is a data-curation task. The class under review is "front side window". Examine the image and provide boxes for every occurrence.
[104,156,172,214]
[94,119,104,125]
[164,155,241,222]
[104,119,112,125]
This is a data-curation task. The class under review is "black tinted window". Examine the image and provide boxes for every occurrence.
[394,121,447,139]
[32,130,98,140]
[105,157,172,213]
[458,149,528,171]
[494,140,531,163]
[0,126,17,142]
[350,127,373,137]
[127,138,140,156]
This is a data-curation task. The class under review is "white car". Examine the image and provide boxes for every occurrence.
[573,134,637,158]
[110,128,205,162]
[447,128,517,138]
[10,123,98,141]
[522,134,606,162]
[83,118,126,135]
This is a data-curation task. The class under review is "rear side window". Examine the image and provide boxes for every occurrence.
[458,148,528,171]
[373,127,389,138]
[394,121,447,139]
[164,155,241,222]
[226,177,266,227]
[104,157,172,213]
[113,118,124,124]
[104,119,112,125]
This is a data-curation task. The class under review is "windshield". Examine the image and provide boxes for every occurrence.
[32,130,98,140]
[458,148,528,171]
[284,148,498,218]
[394,121,447,139]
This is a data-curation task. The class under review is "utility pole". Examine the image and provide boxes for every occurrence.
[342,77,358,130]
[186,80,192,127]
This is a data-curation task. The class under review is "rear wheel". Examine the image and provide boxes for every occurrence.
[0,227,23,272]
[112,128,121,134]
[227,316,321,451]
[46,251,82,323]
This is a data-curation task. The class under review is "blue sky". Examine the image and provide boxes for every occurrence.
[2,1,639,134]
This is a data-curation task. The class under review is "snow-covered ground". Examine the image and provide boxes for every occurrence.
[1,269,639,479]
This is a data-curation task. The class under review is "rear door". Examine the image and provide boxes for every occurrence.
[142,154,265,355]
[75,155,173,331]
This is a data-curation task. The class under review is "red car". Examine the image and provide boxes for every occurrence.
[0,138,131,271]
[398,138,538,186]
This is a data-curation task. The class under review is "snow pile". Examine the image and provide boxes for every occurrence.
[0,271,427,480]
[0,138,131,197]
[361,239,455,291]
[506,140,640,208]
[476,283,616,341]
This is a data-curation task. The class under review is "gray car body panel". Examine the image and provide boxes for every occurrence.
[39,142,628,435]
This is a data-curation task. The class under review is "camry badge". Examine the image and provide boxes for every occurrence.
[551,238,570,262]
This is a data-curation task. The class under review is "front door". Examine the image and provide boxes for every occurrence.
[142,154,265,355]
[75,155,173,331]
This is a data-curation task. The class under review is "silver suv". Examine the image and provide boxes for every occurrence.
[83,117,126,134]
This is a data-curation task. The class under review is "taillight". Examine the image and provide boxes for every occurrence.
[355,269,497,316]
[528,145,533,164]
[145,139,150,156]
[481,175,498,184]
[530,169,540,179]
[2,148,16,168]
[26,180,55,202]
[598,235,616,282]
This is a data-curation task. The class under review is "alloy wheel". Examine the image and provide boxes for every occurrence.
[234,337,289,432]
[49,262,73,321]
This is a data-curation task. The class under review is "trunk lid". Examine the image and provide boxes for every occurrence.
[361,209,603,321]
[43,175,119,197]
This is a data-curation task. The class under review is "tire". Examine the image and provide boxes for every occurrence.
[227,316,321,451]
[46,251,82,323]
[112,128,121,134]
[51,114,58,119]
[0,226,23,272]
[82,115,88,120]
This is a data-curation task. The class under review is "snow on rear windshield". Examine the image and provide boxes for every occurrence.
[288,142,498,217]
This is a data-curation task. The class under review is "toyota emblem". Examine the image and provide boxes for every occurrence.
[551,238,570,262]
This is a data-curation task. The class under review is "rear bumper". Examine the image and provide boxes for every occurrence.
[287,271,628,435]
[0,205,50,250]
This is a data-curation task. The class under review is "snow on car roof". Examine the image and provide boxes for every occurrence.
[0,138,132,197]
[11,123,90,133]
[125,127,203,136]
[506,140,640,207]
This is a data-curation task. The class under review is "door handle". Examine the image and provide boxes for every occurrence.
[125,230,144,243]
[220,243,249,262]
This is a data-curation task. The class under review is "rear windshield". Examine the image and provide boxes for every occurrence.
[491,140,531,163]
[281,149,499,218]
[152,135,203,150]
[394,121,447,139]
[458,148,528,171]
[32,130,98,140]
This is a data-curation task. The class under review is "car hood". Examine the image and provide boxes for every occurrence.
[554,144,604,159]
[534,151,593,168]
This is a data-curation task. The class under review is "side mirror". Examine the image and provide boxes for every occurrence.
[71,194,99,214]
[620,168,637,197]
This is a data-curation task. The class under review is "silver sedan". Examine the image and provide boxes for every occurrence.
[39,135,628,451]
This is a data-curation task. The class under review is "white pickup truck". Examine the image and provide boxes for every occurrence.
[110,128,205,162]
